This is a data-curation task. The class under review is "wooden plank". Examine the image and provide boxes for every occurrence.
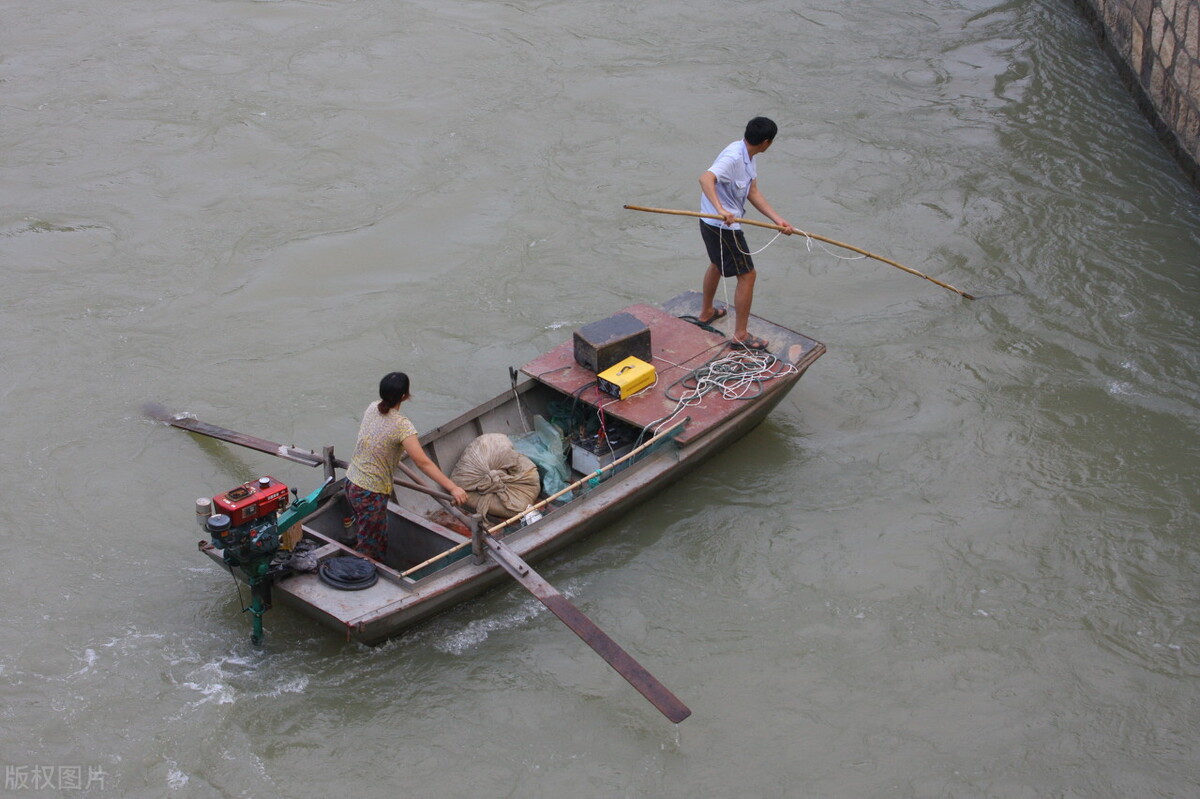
[483,535,692,723]
[398,443,692,723]
[142,403,324,466]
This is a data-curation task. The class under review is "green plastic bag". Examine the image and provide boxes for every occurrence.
[512,415,573,502]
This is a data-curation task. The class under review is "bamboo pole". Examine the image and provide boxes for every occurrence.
[623,204,975,301]
[401,539,471,577]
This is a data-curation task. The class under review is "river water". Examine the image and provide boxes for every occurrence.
[2,0,1197,796]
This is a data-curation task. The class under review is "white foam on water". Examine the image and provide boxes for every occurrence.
[432,599,547,655]
[166,762,189,791]
[258,675,310,698]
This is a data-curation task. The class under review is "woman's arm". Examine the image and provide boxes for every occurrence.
[402,435,469,505]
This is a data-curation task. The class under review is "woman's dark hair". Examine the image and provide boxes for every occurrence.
[744,116,778,146]
[378,371,410,414]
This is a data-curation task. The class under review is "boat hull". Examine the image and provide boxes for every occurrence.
[200,294,824,644]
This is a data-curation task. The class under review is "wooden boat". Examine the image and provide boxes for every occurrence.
[156,291,824,719]
[185,291,825,641]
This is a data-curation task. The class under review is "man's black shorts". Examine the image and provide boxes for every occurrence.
[700,220,754,277]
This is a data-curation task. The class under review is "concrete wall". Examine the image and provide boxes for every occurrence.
[1073,0,1200,186]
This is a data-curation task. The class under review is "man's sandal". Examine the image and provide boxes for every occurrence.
[730,335,769,351]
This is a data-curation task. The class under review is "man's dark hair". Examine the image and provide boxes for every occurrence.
[744,116,778,146]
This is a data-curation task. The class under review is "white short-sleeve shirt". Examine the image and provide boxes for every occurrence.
[700,139,756,230]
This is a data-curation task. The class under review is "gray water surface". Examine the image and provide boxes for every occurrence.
[2,1,1197,797]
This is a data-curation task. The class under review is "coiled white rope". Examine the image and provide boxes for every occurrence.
[650,348,798,434]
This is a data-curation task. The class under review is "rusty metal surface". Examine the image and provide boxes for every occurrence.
[521,295,825,444]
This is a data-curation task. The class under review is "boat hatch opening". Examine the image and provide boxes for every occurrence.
[484,416,684,538]
[298,492,468,577]
[388,417,686,584]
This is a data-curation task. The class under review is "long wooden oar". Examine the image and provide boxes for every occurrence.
[484,533,692,723]
[623,204,975,300]
[142,403,450,500]
[143,402,326,466]
[395,458,692,723]
[144,403,692,723]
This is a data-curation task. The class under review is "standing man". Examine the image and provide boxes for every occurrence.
[698,116,794,350]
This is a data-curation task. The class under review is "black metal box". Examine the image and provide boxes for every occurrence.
[573,312,652,373]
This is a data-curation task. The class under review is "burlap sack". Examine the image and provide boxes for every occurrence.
[450,433,541,519]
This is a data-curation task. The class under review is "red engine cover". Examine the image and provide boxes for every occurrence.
[213,476,289,526]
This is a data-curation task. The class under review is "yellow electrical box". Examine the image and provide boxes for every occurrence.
[596,356,656,399]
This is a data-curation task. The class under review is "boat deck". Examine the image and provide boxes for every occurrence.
[521,292,825,445]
